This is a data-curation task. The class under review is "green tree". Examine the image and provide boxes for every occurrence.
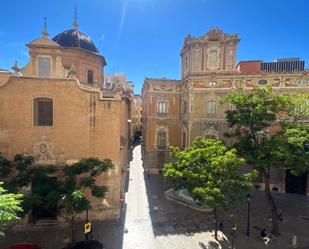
[60,158,113,243]
[0,182,23,236]
[163,138,256,240]
[1,155,114,243]
[223,86,309,235]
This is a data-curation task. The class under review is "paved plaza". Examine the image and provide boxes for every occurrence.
[1,145,309,249]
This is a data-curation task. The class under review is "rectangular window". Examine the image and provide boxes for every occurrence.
[87,70,94,84]
[157,131,166,149]
[158,102,167,113]
[207,101,217,114]
[38,57,51,77]
[33,98,53,126]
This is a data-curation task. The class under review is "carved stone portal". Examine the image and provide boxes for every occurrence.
[33,136,55,164]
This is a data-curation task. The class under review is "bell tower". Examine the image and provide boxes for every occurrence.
[180,28,240,78]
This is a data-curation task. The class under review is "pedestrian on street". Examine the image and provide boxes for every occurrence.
[260,229,271,246]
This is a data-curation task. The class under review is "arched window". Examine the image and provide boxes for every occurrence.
[157,101,167,114]
[207,100,217,115]
[33,98,53,126]
[157,130,166,149]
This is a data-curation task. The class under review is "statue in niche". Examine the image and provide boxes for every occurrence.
[67,64,76,78]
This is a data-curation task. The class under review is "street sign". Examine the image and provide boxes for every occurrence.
[84,222,92,234]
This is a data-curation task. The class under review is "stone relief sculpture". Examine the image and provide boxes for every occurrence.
[33,136,56,164]
[204,125,219,139]
[67,64,77,78]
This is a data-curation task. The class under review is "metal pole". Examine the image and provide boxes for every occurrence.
[232,222,236,249]
[85,208,89,241]
[246,199,250,236]
[86,208,89,223]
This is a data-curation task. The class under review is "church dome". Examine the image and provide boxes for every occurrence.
[52,29,99,54]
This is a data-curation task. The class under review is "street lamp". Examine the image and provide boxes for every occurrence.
[231,222,237,249]
[85,208,89,242]
[246,193,251,237]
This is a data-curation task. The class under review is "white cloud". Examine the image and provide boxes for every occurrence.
[118,0,129,40]
[117,0,154,40]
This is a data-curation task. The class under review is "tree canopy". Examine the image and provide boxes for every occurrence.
[164,138,256,239]
[0,154,114,242]
[0,182,23,236]
[222,86,309,235]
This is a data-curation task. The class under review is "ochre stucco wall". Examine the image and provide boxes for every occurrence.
[0,76,125,219]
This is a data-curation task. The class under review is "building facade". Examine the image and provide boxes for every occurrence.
[141,78,182,173]
[0,21,132,221]
[142,28,309,194]
[131,94,142,142]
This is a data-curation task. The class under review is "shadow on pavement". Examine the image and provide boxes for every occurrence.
[143,173,215,237]
[199,241,221,249]
[141,169,309,249]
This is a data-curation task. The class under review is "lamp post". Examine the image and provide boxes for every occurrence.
[246,193,251,237]
[231,222,237,249]
[85,208,89,242]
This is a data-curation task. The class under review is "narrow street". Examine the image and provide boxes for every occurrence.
[122,145,160,249]
[122,145,218,249]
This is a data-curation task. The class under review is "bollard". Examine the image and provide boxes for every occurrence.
[292,235,297,248]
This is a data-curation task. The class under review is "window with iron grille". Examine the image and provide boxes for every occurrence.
[157,131,166,149]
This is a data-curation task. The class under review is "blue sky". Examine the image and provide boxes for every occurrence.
[0,0,308,93]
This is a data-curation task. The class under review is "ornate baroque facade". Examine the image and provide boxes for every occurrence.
[142,28,309,194]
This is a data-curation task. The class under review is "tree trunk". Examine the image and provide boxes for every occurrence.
[264,168,279,236]
[214,207,218,240]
